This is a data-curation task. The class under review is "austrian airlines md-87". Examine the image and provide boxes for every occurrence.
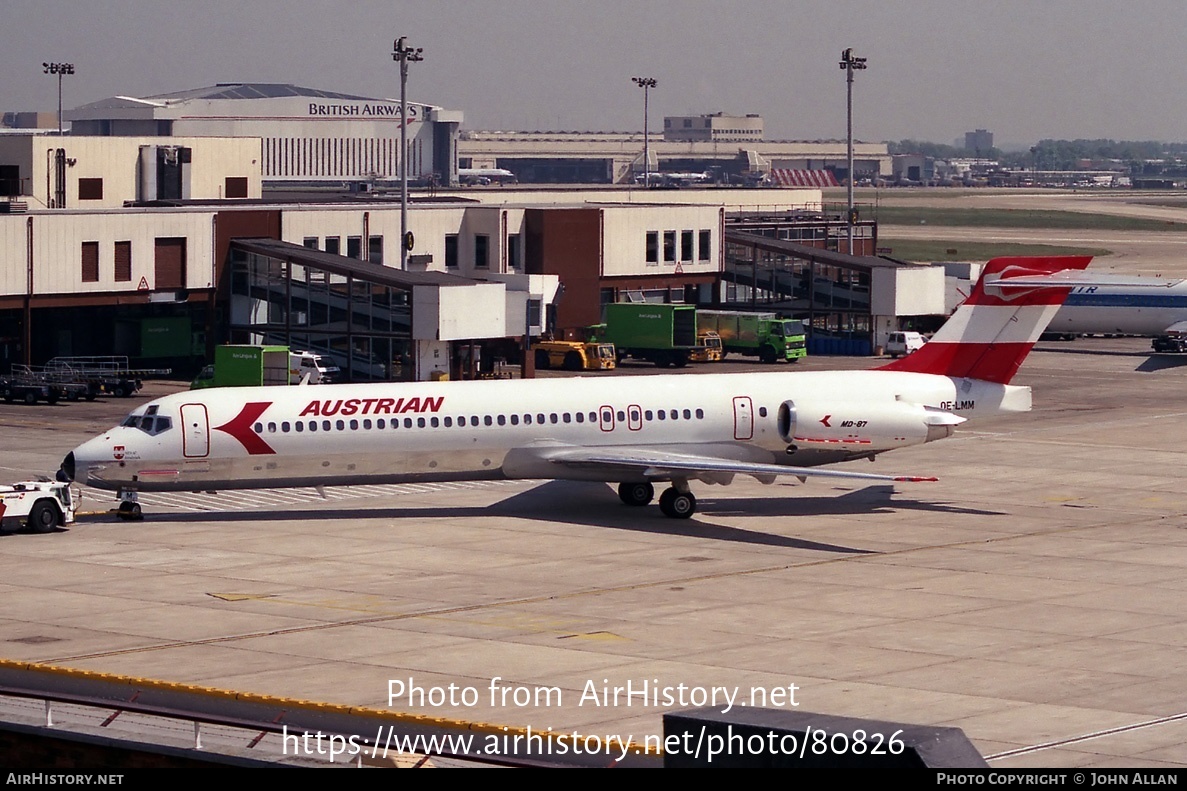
[58,256,1092,520]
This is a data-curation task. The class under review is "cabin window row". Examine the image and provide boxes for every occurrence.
[251,408,707,434]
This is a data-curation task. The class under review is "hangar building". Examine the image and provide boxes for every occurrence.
[66,83,465,187]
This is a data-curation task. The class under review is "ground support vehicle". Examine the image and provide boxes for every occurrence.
[886,332,928,358]
[191,346,331,389]
[0,365,91,404]
[592,304,703,368]
[690,332,723,362]
[532,341,617,371]
[695,310,807,363]
[45,356,171,398]
[1153,334,1187,353]
[0,480,78,533]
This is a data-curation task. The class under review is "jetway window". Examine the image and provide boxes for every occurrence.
[646,232,658,264]
[663,231,676,263]
[699,230,711,261]
[681,230,694,262]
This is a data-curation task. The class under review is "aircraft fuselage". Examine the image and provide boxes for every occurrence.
[62,370,1020,494]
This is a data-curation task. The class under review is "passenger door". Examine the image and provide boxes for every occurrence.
[180,403,210,458]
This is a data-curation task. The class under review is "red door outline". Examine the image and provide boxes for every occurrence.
[181,403,210,458]
[599,405,615,432]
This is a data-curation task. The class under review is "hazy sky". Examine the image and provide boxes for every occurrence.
[4,1,1185,149]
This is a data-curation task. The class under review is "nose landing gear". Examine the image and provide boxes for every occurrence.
[116,490,143,521]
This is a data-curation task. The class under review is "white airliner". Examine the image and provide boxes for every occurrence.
[58,256,1091,520]
[457,168,517,185]
[1046,276,1187,337]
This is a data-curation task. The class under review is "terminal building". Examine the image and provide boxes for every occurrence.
[458,122,891,186]
[0,84,945,376]
[58,87,889,188]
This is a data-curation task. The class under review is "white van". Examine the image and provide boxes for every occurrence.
[290,351,341,384]
[886,331,927,358]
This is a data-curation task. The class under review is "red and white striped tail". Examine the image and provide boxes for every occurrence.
[878,255,1093,384]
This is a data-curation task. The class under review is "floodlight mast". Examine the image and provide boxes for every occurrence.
[42,62,75,135]
[393,37,424,269]
[632,76,657,188]
[839,48,867,254]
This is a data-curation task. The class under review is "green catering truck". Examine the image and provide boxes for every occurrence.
[696,310,807,363]
[592,304,702,368]
[191,345,338,389]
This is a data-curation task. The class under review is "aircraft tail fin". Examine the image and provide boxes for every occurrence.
[878,255,1093,384]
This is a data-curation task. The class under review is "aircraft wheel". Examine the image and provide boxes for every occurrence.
[27,501,58,534]
[618,481,654,507]
[117,502,143,521]
[659,488,696,519]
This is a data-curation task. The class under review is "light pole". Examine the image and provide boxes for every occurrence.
[632,76,656,187]
[393,37,423,270]
[42,62,75,135]
[838,48,866,255]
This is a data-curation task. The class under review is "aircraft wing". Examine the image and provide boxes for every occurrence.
[544,447,936,486]
[1162,320,1187,335]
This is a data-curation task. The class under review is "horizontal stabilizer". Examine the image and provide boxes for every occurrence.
[984,271,1183,290]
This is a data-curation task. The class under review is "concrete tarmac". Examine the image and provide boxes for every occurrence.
[0,337,1184,768]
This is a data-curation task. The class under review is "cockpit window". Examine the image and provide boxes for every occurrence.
[127,414,172,436]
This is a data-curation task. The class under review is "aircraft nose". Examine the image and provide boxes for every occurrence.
[57,452,75,483]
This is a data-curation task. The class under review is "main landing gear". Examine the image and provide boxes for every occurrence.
[116,490,143,521]
[616,480,697,519]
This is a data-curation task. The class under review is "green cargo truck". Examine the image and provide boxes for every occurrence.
[191,345,337,389]
[592,304,702,367]
[696,310,807,363]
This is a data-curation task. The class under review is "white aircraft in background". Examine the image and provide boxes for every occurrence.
[458,168,517,185]
[59,256,1092,520]
[1044,275,1187,347]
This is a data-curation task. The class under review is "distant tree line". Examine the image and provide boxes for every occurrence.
[888,138,1187,174]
